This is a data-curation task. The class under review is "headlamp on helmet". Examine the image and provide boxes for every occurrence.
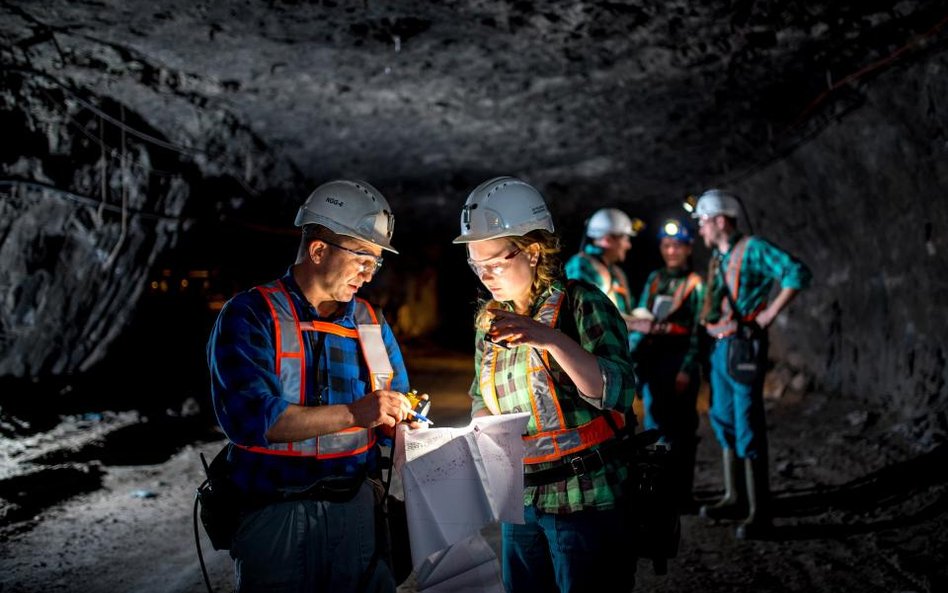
[657,218,693,243]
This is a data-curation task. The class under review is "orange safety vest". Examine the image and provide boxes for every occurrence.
[581,253,632,314]
[238,280,393,459]
[479,286,626,465]
[646,270,702,335]
[705,237,764,338]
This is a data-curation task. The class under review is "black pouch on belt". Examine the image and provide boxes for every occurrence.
[196,445,243,551]
[726,323,764,384]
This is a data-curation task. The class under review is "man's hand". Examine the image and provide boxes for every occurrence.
[349,389,409,429]
[755,307,778,329]
[628,319,653,334]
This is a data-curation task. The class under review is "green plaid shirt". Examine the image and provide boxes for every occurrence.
[707,233,812,324]
[469,280,637,513]
[564,246,635,316]
[629,267,705,375]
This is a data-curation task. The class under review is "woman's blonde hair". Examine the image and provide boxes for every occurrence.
[474,229,562,330]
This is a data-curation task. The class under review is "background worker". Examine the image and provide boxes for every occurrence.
[691,189,812,539]
[627,218,705,513]
[455,177,638,592]
[207,179,424,593]
[565,207,642,334]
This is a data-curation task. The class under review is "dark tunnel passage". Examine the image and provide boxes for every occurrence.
[2,1,948,592]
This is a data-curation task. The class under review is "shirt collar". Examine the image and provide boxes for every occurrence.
[715,230,745,257]
[529,280,563,316]
[583,243,605,258]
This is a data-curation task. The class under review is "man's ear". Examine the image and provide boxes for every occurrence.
[309,239,327,263]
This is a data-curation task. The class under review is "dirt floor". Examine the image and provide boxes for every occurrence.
[1,349,946,593]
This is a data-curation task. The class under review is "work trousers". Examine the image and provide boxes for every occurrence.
[639,345,700,444]
[230,480,394,593]
[502,504,632,593]
[708,336,769,460]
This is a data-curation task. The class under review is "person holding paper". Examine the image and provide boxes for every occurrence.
[627,218,705,513]
[206,179,425,593]
[454,177,639,593]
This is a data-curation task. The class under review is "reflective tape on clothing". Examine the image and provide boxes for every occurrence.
[479,285,626,465]
[581,253,632,312]
[706,237,762,338]
[239,280,389,458]
[648,271,702,320]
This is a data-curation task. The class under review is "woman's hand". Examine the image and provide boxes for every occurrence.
[487,310,560,350]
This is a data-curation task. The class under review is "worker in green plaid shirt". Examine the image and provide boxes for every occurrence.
[691,189,812,540]
[454,177,638,593]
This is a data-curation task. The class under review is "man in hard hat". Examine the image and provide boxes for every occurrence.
[565,208,642,333]
[206,180,424,592]
[690,189,811,539]
[627,218,704,513]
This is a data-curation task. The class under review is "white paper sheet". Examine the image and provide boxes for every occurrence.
[413,533,505,593]
[395,412,530,591]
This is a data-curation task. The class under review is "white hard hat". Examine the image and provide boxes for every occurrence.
[693,189,741,219]
[294,179,398,254]
[586,208,638,239]
[452,176,555,244]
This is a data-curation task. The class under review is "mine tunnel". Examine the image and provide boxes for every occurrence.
[1,1,947,592]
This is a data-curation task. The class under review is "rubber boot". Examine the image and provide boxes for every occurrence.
[735,456,772,539]
[699,448,746,520]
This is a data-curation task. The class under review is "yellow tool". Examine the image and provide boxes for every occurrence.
[404,389,432,424]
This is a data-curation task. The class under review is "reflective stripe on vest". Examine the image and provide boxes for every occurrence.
[706,237,763,338]
[239,280,390,458]
[648,271,701,320]
[479,286,626,465]
[582,253,631,310]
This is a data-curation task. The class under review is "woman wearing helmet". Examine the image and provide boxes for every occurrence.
[628,218,705,513]
[454,177,638,592]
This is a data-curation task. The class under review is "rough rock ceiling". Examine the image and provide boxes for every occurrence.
[1,0,947,413]
[4,0,946,213]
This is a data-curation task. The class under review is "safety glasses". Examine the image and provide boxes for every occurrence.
[322,239,383,274]
[467,247,523,278]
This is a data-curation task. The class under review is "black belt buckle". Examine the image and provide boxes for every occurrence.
[569,449,603,478]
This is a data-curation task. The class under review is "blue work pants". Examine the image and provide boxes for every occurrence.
[640,347,700,445]
[502,504,633,593]
[708,336,769,460]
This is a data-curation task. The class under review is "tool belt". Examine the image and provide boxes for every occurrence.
[523,430,661,487]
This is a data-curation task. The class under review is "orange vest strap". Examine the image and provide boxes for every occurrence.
[299,320,359,338]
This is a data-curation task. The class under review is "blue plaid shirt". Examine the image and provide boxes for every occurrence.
[207,268,409,497]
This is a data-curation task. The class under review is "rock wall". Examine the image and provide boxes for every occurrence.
[0,69,299,378]
[735,49,948,437]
